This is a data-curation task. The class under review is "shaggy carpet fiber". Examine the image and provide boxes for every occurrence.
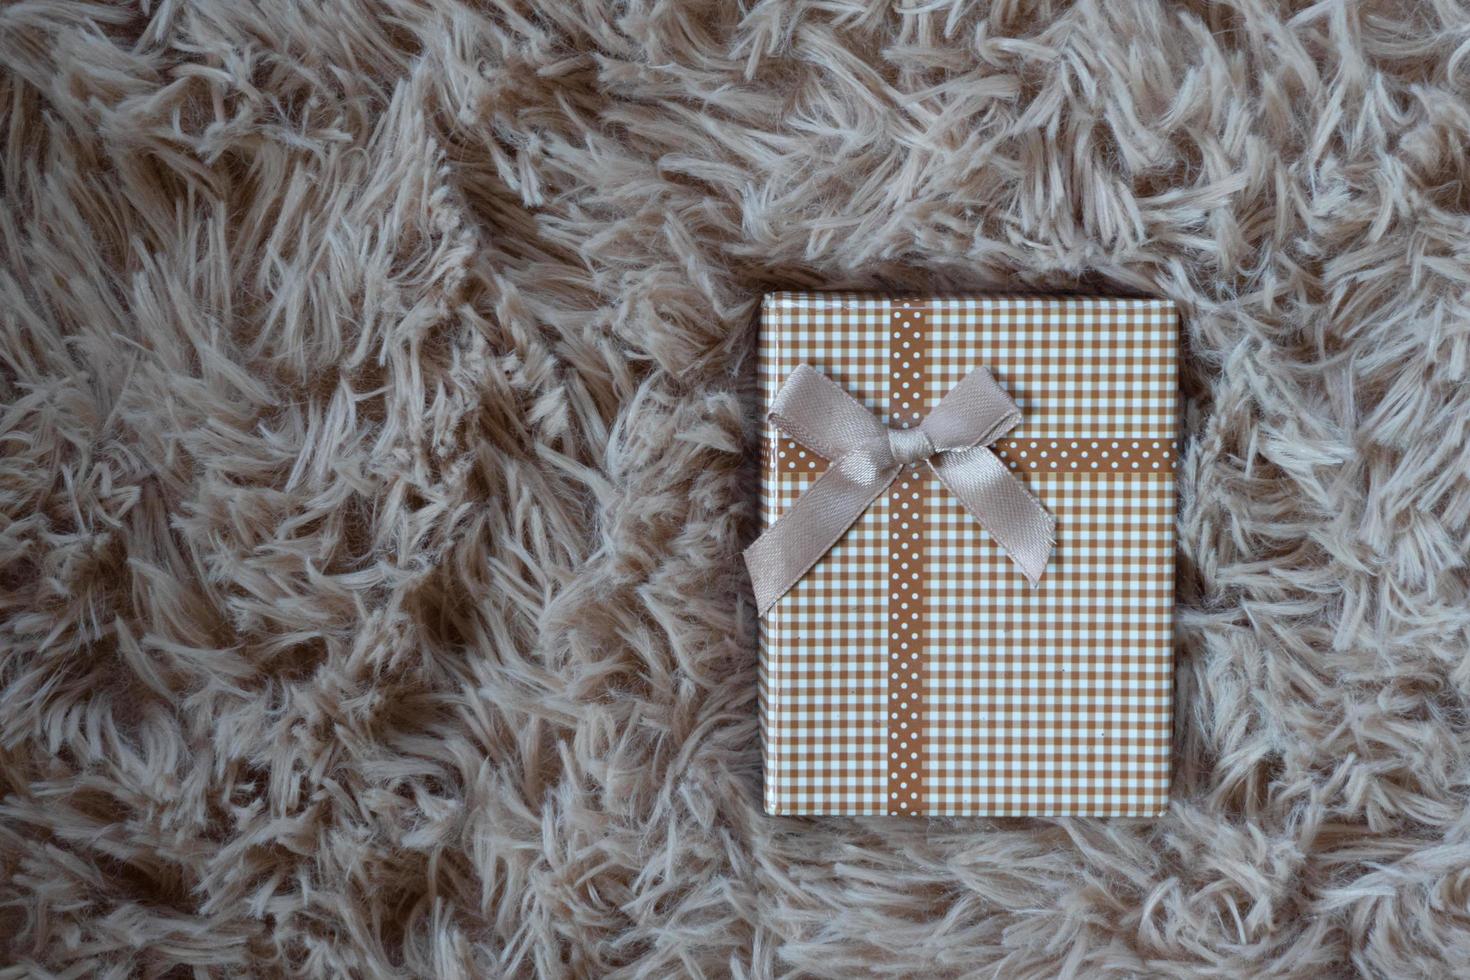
[4,0,1470,976]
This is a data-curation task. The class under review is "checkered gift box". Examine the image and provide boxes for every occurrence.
[757,293,1177,817]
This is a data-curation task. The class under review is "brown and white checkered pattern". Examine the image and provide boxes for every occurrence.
[758,293,1177,817]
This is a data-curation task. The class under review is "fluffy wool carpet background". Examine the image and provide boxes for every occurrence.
[3,0,1470,976]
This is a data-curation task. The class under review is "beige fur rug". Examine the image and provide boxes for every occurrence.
[4,1,1470,976]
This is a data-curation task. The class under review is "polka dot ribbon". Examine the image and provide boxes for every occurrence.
[744,363,1056,617]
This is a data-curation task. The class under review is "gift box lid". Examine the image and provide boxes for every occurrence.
[756,292,1177,817]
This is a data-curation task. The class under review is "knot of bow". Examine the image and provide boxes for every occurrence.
[745,364,1055,616]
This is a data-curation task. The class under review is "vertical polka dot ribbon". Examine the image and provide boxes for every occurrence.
[743,363,1056,618]
[887,302,928,813]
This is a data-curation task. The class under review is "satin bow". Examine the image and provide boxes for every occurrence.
[745,364,1054,616]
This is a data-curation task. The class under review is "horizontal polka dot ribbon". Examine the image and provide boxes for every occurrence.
[745,364,1055,617]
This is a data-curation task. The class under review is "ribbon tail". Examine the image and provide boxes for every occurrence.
[930,446,1055,586]
[745,455,895,616]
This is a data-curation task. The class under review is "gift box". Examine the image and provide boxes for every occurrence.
[751,292,1177,817]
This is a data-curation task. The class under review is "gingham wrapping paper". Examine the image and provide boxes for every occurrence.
[758,293,1177,817]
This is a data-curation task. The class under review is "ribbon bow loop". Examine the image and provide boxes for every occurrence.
[746,364,1055,616]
